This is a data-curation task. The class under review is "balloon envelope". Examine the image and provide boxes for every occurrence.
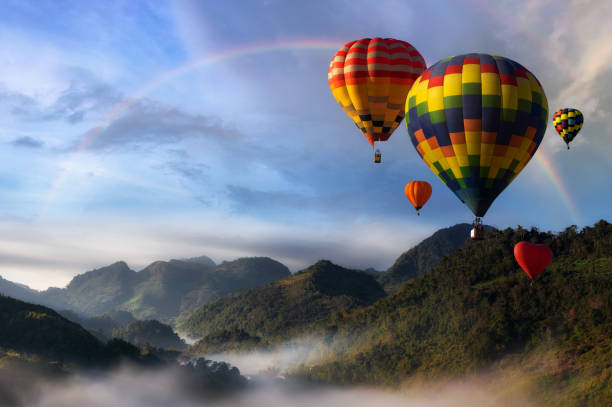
[553,108,583,148]
[405,181,432,211]
[514,241,553,280]
[405,53,548,217]
[329,38,426,147]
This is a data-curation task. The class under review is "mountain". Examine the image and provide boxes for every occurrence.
[181,260,386,351]
[129,257,291,322]
[378,223,494,292]
[0,276,43,305]
[112,320,187,350]
[179,255,216,267]
[44,261,138,315]
[0,295,157,368]
[57,309,136,340]
[296,221,612,405]
[4,256,291,324]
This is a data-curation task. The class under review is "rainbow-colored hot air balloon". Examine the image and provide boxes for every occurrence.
[405,53,548,227]
[329,38,425,162]
[553,108,583,149]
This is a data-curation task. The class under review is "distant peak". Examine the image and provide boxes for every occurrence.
[179,255,216,267]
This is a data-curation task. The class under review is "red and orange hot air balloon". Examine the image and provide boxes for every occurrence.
[514,241,553,280]
[328,37,426,163]
[405,181,432,215]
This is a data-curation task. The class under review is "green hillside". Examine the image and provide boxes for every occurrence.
[297,221,611,406]
[181,260,386,351]
[112,319,187,350]
[378,223,494,292]
[0,295,157,368]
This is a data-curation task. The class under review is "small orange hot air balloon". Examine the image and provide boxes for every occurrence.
[405,181,432,215]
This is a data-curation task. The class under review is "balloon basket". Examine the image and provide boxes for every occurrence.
[470,217,485,240]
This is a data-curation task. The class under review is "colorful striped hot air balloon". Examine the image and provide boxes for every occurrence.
[405,181,432,215]
[329,38,426,162]
[553,108,583,149]
[405,53,548,226]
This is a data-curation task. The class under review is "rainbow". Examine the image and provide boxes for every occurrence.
[41,39,343,211]
[52,37,582,227]
[75,39,344,152]
[533,148,581,225]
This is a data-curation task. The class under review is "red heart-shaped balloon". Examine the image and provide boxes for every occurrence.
[514,241,553,280]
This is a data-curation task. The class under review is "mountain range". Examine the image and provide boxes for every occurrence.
[1,256,291,324]
[1,225,476,326]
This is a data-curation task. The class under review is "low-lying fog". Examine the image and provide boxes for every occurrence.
[2,343,537,407]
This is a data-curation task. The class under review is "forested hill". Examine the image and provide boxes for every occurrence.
[0,295,157,368]
[181,260,386,351]
[302,221,611,405]
[378,223,495,292]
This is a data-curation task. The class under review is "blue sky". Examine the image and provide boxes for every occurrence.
[0,0,610,289]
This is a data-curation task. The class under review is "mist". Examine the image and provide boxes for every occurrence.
[4,366,537,407]
[2,342,537,407]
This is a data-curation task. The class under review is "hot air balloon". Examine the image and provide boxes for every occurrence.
[329,38,426,163]
[405,181,432,215]
[405,53,548,238]
[514,241,552,280]
[553,108,583,149]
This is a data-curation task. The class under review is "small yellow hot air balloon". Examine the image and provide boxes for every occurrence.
[552,108,583,149]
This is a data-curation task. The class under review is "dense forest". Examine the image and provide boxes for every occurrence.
[0,295,158,369]
[179,221,611,405]
[181,260,386,346]
[295,221,611,405]
[378,223,486,291]
[112,319,187,350]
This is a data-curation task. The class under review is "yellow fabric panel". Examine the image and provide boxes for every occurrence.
[443,73,462,96]
[501,84,518,110]
[502,146,518,167]
[466,132,481,155]
[445,156,462,179]
[461,63,481,84]
[416,78,429,105]
[490,156,506,168]
[481,73,500,96]
[419,140,431,155]
[516,77,531,101]
[366,79,390,97]
[487,165,500,180]
[388,83,410,104]
[331,87,352,109]
[346,84,369,111]
[427,85,444,111]
[480,143,494,166]
[430,149,445,167]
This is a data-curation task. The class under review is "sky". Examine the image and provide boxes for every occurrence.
[0,0,610,290]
